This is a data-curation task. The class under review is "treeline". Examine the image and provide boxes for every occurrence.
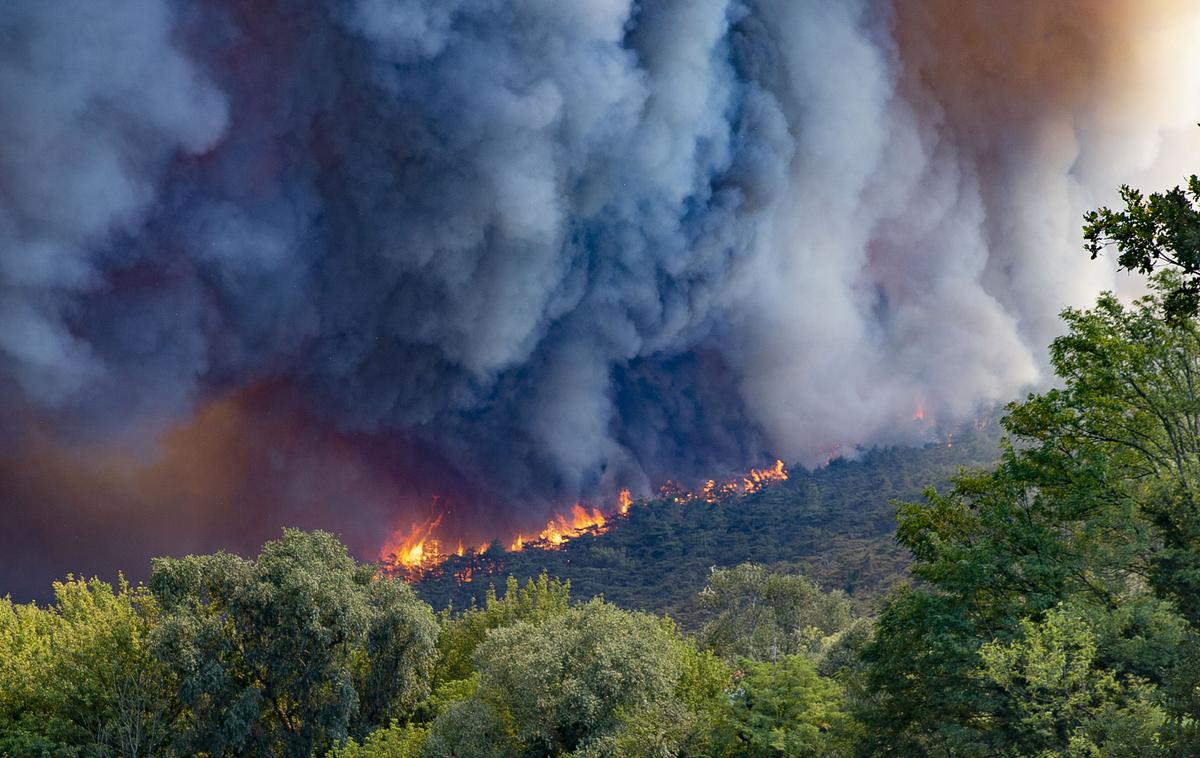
[415,424,1002,626]
[0,535,866,756]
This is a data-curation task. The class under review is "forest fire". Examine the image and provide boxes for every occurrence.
[379,460,790,580]
[664,460,789,504]
[742,459,788,493]
[515,503,607,549]
[378,512,445,569]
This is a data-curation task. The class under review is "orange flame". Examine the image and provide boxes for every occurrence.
[379,512,445,569]
[659,459,789,504]
[742,459,788,493]
[617,488,633,515]
[513,503,610,550]
[913,403,925,422]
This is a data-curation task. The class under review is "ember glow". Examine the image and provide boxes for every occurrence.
[661,460,790,506]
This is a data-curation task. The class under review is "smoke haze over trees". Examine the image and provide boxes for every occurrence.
[3,0,1200,596]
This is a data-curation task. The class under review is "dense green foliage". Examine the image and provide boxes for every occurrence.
[698,564,853,662]
[150,530,439,757]
[727,655,857,757]
[0,577,172,756]
[427,600,684,755]
[858,274,1200,756]
[433,574,570,686]
[328,721,428,758]
[0,560,858,757]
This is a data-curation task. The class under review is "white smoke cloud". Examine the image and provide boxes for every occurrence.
[2,0,1200,519]
[737,0,1200,462]
[0,0,227,405]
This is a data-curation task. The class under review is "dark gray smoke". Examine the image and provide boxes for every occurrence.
[2,0,1199,594]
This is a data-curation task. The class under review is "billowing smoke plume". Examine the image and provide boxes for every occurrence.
[2,0,1199,596]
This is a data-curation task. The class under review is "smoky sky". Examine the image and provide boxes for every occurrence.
[2,0,1199,598]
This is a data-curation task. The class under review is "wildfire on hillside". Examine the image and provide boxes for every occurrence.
[662,459,789,504]
[509,503,607,552]
[379,460,789,581]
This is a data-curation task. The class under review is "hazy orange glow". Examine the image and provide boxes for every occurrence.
[913,403,925,422]
[379,460,789,581]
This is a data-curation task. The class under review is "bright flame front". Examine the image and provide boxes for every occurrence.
[379,460,789,580]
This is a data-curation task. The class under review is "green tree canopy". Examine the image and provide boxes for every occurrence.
[698,563,853,663]
[1085,173,1200,320]
[859,275,1200,755]
[425,599,688,757]
[434,573,570,686]
[0,576,172,757]
[725,654,856,758]
[977,602,1168,756]
[150,529,438,757]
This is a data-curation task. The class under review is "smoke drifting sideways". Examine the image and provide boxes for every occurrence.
[2,0,1199,599]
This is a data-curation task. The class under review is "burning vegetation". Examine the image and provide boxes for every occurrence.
[379,461,789,581]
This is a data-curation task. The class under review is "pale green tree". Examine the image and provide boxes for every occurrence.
[699,563,853,662]
[425,599,687,757]
[0,576,173,756]
[725,654,856,757]
[979,603,1168,756]
[327,720,429,758]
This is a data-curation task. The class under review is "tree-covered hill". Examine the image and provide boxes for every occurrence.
[414,421,1002,625]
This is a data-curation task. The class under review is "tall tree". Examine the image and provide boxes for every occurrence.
[425,599,690,757]
[434,573,570,686]
[726,654,857,758]
[859,276,1198,755]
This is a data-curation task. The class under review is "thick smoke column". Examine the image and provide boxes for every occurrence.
[2,0,1199,596]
